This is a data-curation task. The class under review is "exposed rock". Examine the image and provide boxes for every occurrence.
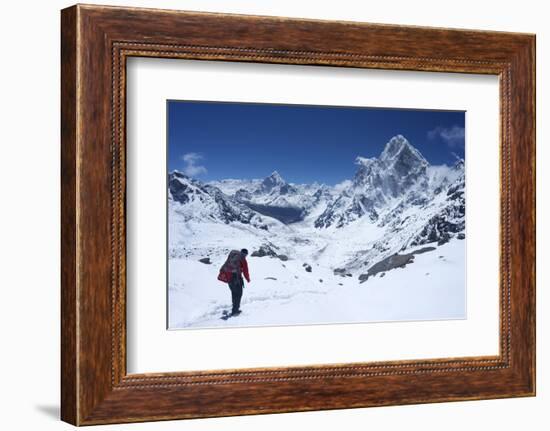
[251,244,278,258]
[234,188,252,202]
[457,233,465,240]
[438,235,451,246]
[277,254,289,261]
[334,267,353,277]
[413,246,436,255]
[359,247,439,282]
[304,264,312,273]
[198,257,211,264]
[264,277,277,281]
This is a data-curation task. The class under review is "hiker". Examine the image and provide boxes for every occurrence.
[217,249,251,316]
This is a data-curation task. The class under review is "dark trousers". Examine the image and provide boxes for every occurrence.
[228,272,244,313]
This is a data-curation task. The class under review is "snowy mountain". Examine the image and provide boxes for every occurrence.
[315,134,430,228]
[210,170,335,224]
[169,171,260,225]
[168,134,466,329]
[208,178,262,196]
[310,134,465,269]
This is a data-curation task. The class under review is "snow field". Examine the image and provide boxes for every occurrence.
[169,239,465,329]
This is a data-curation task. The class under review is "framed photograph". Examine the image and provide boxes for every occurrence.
[61,4,536,425]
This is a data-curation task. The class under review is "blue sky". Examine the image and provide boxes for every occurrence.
[168,100,465,185]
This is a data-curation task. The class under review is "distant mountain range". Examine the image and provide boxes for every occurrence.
[168,134,465,272]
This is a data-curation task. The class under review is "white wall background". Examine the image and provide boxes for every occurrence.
[0,1,545,430]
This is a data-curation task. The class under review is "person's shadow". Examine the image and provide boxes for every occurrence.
[35,404,59,420]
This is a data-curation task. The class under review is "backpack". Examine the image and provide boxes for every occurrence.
[217,250,242,283]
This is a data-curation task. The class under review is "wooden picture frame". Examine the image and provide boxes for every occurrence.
[61,4,536,426]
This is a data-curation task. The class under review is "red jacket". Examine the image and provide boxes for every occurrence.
[240,258,250,283]
[217,253,250,283]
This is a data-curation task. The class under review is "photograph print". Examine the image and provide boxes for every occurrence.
[167,101,466,329]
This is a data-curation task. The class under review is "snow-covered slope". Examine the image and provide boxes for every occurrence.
[169,239,465,328]
[168,134,466,329]
[169,171,270,226]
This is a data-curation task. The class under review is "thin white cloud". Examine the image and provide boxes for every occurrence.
[181,152,207,177]
[428,125,465,148]
[333,179,352,193]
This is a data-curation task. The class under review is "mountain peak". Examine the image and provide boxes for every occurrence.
[262,170,286,190]
[452,158,465,171]
[380,135,428,166]
[269,170,284,181]
[381,135,410,159]
[170,170,190,181]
